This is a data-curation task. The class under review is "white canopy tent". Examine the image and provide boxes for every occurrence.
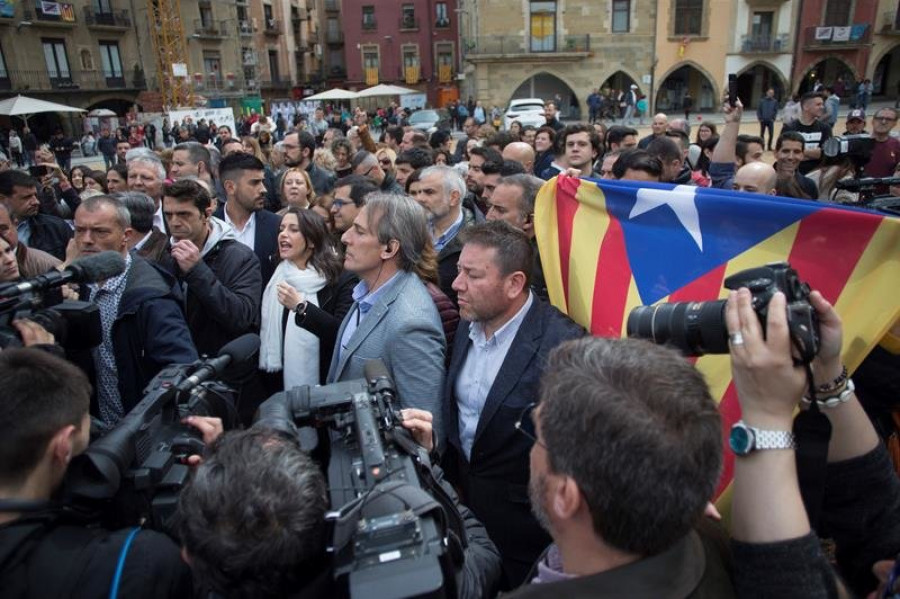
[304,88,360,101]
[355,84,418,98]
[0,95,86,127]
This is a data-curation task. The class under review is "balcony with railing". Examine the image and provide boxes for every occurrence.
[238,20,254,36]
[261,78,292,89]
[362,17,377,31]
[23,7,76,26]
[324,0,339,12]
[6,69,144,92]
[882,10,900,35]
[739,33,789,53]
[400,16,419,31]
[466,34,590,60]
[326,29,344,43]
[265,18,281,35]
[435,18,451,29]
[192,74,250,95]
[193,19,227,39]
[83,7,131,29]
[803,24,870,49]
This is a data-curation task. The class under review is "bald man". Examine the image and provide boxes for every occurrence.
[501,142,536,174]
[638,113,669,149]
[732,161,777,195]
[668,117,690,137]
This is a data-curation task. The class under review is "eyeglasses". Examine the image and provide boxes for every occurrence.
[332,198,351,209]
[876,116,898,123]
[514,403,546,449]
[379,159,393,166]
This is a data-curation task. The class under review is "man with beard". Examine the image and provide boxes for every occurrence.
[282,130,335,195]
[465,146,502,213]
[213,152,280,287]
[443,221,583,589]
[505,336,731,598]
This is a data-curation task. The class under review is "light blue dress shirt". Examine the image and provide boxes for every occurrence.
[338,271,402,361]
[455,292,533,460]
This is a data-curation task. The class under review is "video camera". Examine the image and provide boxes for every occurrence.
[256,361,464,599]
[834,176,900,215]
[627,262,820,363]
[63,334,259,537]
[0,251,125,349]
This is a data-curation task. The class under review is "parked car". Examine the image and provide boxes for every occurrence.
[503,98,546,130]
[408,108,451,134]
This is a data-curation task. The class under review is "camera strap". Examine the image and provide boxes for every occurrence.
[793,365,833,530]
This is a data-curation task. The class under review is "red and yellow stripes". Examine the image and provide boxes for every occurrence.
[536,176,900,501]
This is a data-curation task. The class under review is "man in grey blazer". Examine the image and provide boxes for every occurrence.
[327,192,447,439]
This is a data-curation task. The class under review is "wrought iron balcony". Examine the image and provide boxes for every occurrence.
[465,34,590,56]
[362,17,377,30]
[6,69,144,92]
[193,19,227,39]
[265,18,281,35]
[326,30,344,43]
[400,16,419,31]
[882,10,900,34]
[83,7,131,28]
[740,33,789,53]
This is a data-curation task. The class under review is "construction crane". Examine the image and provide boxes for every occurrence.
[147,0,193,109]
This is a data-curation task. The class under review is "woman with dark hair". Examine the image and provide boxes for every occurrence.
[106,163,128,193]
[258,208,350,390]
[695,122,717,144]
[69,166,89,194]
[434,149,453,166]
[83,170,108,194]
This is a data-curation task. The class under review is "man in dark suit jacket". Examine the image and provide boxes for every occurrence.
[213,152,280,287]
[442,221,584,588]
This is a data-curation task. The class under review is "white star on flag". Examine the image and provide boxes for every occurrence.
[628,185,704,251]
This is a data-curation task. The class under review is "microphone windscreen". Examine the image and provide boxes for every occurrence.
[67,252,127,284]
[219,333,261,364]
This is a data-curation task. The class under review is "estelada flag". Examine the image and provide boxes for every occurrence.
[535,175,900,500]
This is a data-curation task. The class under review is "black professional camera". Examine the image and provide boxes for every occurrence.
[823,134,875,161]
[257,361,464,599]
[627,262,820,363]
[0,252,125,349]
[63,334,258,537]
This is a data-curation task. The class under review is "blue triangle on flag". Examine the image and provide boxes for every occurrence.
[595,180,822,305]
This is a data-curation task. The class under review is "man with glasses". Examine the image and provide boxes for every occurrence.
[443,221,584,589]
[504,336,731,598]
[864,108,900,178]
[329,174,378,234]
[350,151,403,193]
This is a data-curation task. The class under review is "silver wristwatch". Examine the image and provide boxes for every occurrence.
[729,421,797,456]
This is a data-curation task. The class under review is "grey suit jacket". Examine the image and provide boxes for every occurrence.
[327,270,447,439]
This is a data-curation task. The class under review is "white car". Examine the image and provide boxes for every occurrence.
[503,98,546,131]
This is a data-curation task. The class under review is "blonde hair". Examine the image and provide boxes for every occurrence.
[279,167,315,209]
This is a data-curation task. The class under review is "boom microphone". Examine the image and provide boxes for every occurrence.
[175,333,261,393]
[0,251,126,298]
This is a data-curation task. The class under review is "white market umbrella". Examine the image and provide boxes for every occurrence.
[0,94,86,126]
[356,84,418,98]
[305,88,360,101]
[88,108,117,117]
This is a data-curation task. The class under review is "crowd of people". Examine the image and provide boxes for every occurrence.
[0,87,898,599]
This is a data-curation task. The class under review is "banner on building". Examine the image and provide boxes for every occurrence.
[404,65,419,85]
[40,1,60,15]
[365,67,379,86]
[0,1,15,19]
[831,26,851,42]
[814,26,833,41]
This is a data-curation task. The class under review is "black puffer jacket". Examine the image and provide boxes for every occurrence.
[0,508,191,599]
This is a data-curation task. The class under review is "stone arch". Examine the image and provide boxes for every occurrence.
[734,61,789,108]
[508,71,582,120]
[871,42,900,97]
[795,57,858,95]
[655,61,718,113]
[598,69,641,95]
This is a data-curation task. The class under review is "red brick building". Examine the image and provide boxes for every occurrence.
[340,0,460,106]
[791,0,879,93]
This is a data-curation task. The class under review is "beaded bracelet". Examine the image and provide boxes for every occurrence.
[816,365,848,394]
[802,378,855,409]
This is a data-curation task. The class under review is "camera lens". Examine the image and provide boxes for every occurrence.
[627,300,729,356]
